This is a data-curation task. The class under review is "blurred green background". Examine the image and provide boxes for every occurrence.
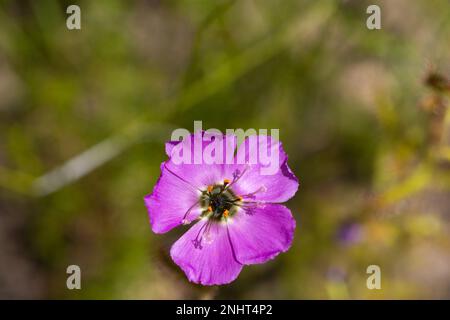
[1,0,450,299]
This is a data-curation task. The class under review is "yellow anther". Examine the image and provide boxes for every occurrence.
[207,185,213,193]
[223,209,229,218]
[237,196,243,201]
[223,179,231,185]
[207,206,213,212]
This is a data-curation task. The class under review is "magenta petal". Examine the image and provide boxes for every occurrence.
[170,220,243,285]
[233,136,299,202]
[228,204,296,264]
[165,140,180,157]
[165,132,239,189]
[144,163,202,234]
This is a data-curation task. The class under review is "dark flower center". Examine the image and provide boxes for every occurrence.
[200,180,241,221]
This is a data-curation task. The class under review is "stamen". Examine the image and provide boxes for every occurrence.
[192,222,208,249]
[222,166,249,191]
[232,201,264,215]
[240,185,267,199]
[223,197,242,205]
[223,209,229,218]
[236,201,263,207]
[207,206,213,212]
[181,199,200,224]
[192,220,213,249]
[207,185,213,193]
[203,227,213,244]
[227,165,250,188]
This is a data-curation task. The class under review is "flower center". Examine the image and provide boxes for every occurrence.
[200,180,241,221]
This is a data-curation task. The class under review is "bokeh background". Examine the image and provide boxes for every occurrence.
[1,0,450,299]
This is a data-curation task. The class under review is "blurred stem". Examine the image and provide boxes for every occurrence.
[375,163,432,207]
[31,123,176,197]
[175,1,335,114]
[0,165,35,196]
[373,70,450,209]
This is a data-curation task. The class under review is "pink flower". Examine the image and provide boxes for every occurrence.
[144,132,299,285]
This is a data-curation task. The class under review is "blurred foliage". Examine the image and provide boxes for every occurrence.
[0,0,450,299]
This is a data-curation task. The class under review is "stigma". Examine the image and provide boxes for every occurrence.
[200,179,242,221]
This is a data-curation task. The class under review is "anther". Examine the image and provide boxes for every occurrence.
[207,206,213,212]
[223,209,229,218]
[223,179,231,185]
[207,185,213,193]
